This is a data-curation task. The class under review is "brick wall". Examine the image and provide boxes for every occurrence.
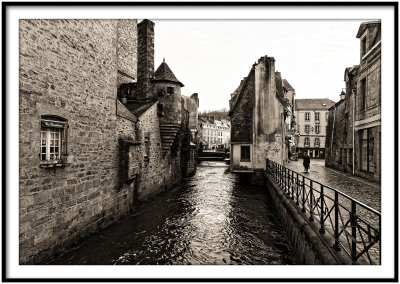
[19,19,139,264]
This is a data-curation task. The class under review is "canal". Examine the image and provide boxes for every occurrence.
[48,161,297,265]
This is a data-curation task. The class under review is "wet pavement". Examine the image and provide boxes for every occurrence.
[285,159,381,212]
[48,161,297,265]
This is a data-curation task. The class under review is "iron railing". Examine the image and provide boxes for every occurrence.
[266,159,381,265]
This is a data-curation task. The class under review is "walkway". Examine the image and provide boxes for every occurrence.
[285,159,381,212]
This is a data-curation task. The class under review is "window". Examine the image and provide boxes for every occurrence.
[40,116,67,162]
[305,112,310,121]
[304,137,310,147]
[305,125,310,133]
[315,112,320,121]
[144,132,150,161]
[315,125,320,134]
[360,78,367,110]
[361,37,367,56]
[167,87,174,94]
[360,129,374,172]
[157,103,164,116]
[315,138,320,147]
[240,146,251,162]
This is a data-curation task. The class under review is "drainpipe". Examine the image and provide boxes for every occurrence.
[352,89,355,176]
[330,105,336,164]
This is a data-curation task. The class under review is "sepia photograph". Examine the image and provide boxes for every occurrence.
[3,2,397,282]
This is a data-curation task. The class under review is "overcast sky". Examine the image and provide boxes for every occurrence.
[153,20,366,112]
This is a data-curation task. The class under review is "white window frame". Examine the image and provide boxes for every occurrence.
[305,112,310,121]
[40,117,67,162]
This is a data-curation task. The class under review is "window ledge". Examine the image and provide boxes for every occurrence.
[40,161,70,168]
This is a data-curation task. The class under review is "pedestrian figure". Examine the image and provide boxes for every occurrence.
[303,153,310,173]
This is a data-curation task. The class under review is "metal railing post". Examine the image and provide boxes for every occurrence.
[291,171,294,200]
[319,184,325,233]
[284,167,287,192]
[351,200,357,263]
[309,180,314,222]
[302,176,306,212]
[296,173,299,205]
[333,191,341,251]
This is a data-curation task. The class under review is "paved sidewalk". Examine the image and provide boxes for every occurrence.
[284,159,381,212]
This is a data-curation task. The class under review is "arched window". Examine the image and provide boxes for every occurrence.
[40,115,68,162]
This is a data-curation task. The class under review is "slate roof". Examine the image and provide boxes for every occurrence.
[275,74,287,107]
[356,20,381,38]
[153,59,184,87]
[295,99,335,110]
[282,79,294,91]
[125,99,158,118]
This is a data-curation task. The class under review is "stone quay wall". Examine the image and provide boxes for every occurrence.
[264,172,351,265]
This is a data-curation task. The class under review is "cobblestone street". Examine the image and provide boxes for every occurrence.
[284,159,381,212]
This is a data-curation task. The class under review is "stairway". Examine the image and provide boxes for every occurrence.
[159,123,181,156]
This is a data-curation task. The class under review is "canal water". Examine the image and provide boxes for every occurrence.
[48,161,297,265]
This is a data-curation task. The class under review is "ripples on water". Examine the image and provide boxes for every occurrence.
[49,161,297,265]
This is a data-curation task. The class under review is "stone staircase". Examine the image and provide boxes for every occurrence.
[159,123,181,156]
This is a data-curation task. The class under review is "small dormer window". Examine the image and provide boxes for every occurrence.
[361,37,367,56]
[167,87,174,94]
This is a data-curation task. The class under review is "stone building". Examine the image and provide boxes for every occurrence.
[228,55,292,176]
[215,119,230,149]
[326,21,381,182]
[197,116,230,150]
[295,99,335,159]
[182,93,200,140]
[19,19,196,264]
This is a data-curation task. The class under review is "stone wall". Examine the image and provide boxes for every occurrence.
[117,20,138,85]
[253,56,284,168]
[230,72,255,143]
[154,81,183,126]
[135,103,182,199]
[264,173,351,265]
[19,19,139,264]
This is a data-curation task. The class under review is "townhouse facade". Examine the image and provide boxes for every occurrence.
[295,99,335,159]
[325,21,381,182]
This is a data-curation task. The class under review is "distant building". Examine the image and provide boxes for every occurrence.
[197,116,230,149]
[295,99,335,159]
[326,21,381,182]
[215,119,230,149]
[229,55,292,175]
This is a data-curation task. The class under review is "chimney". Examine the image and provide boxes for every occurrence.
[190,93,199,107]
[137,19,155,101]
[340,90,346,100]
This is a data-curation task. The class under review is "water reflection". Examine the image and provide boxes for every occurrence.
[48,161,297,265]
